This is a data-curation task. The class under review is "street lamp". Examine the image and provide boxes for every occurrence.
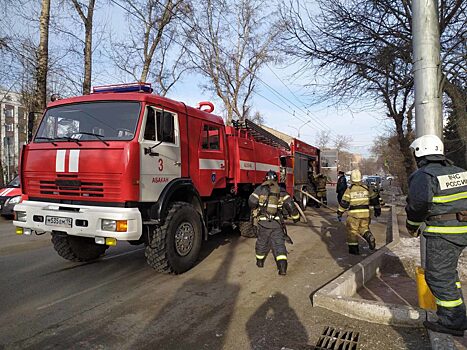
[288,120,311,139]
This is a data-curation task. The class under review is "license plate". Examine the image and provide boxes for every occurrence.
[46,216,73,228]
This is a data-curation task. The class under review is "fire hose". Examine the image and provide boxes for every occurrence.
[300,190,337,212]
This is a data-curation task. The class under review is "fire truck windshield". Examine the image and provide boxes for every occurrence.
[35,102,141,142]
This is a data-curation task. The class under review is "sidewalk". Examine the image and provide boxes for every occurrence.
[312,199,467,349]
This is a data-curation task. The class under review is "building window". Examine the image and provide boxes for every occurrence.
[5,124,13,132]
[4,106,13,118]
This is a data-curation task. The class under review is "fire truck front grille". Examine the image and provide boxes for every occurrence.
[26,174,122,202]
[39,180,105,197]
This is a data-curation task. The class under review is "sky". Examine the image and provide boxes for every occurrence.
[168,66,392,158]
[86,2,394,158]
[4,1,394,158]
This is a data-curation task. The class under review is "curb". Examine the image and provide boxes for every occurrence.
[311,205,429,327]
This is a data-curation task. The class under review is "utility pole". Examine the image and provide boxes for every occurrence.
[412,0,443,138]
[412,0,442,271]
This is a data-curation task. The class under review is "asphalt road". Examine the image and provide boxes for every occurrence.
[0,192,430,349]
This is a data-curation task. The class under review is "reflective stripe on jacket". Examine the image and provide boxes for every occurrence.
[248,181,299,222]
[406,159,467,244]
[338,183,380,218]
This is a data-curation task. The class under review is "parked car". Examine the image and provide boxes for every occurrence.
[0,176,21,218]
[365,176,382,191]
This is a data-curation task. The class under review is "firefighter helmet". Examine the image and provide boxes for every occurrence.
[265,170,278,181]
[350,169,362,183]
[410,135,444,157]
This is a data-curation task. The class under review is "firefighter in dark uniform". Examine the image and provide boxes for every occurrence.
[249,170,300,275]
[405,135,467,336]
[315,173,328,206]
[336,171,348,204]
[338,169,381,255]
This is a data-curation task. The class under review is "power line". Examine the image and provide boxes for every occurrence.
[108,0,329,133]
[212,7,334,133]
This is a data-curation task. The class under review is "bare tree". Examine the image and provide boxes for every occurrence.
[187,0,278,125]
[111,0,189,96]
[70,0,95,95]
[333,134,352,152]
[315,130,331,150]
[372,135,409,192]
[280,0,466,181]
[249,111,264,125]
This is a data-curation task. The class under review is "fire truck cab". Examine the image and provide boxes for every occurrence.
[14,83,288,273]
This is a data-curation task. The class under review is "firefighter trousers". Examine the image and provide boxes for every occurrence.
[345,216,371,246]
[255,221,287,262]
[316,190,327,205]
[425,236,466,329]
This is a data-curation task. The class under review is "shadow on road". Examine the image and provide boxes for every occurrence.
[246,292,312,350]
[124,234,242,349]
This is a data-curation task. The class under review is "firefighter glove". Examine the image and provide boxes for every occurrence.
[374,208,381,217]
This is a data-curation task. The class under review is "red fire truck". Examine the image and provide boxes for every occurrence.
[13,83,291,273]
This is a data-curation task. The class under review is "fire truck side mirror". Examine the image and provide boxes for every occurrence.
[144,147,159,156]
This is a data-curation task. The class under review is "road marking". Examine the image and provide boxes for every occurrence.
[102,247,144,261]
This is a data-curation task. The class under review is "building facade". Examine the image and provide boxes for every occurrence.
[0,91,27,185]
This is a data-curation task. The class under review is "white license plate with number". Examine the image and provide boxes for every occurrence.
[46,216,73,228]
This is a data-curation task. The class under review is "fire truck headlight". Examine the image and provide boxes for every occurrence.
[101,219,117,231]
[15,211,27,222]
[7,196,21,205]
[101,219,128,232]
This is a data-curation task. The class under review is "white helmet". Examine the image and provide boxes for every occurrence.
[350,169,362,183]
[410,135,444,157]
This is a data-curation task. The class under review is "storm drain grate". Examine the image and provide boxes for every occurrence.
[315,326,359,350]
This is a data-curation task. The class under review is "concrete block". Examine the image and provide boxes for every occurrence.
[312,206,426,327]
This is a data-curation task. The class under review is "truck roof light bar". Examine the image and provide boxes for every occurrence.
[233,119,290,150]
[92,82,153,94]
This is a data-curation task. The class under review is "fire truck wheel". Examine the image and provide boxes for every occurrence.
[145,202,202,274]
[238,220,257,238]
[51,234,108,262]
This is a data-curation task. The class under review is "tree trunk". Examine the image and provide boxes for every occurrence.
[82,0,95,95]
[444,79,467,167]
[83,23,93,94]
[393,113,416,194]
[35,0,51,113]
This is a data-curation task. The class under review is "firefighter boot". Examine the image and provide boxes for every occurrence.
[277,260,288,275]
[423,321,466,337]
[363,231,376,250]
[348,244,359,255]
[256,258,265,268]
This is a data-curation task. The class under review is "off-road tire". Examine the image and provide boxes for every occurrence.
[145,202,203,274]
[239,220,257,238]
[51,234,108,262]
